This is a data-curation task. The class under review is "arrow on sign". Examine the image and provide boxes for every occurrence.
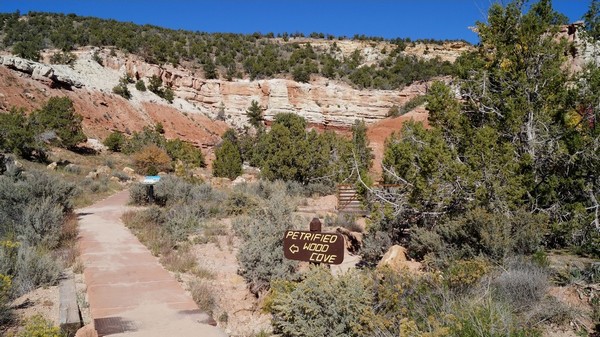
[289,244,299,254]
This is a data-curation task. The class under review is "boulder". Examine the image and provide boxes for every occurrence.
[377,245,422,273]
[47,162,58,170]
[241,173,257,183]
[84,139,107,152]
[232,176,246,186]
[75,324,98,337]
[123,167,136,175]
[210,177,231,188]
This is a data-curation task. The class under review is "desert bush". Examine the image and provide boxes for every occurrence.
[103,131,126,152]
[20,197,64,248]
[327,213,363,232]
[451,297,540,337]
[225,191,259,215]
[270,266,374,337]
[192,266,216,279]
[121,126,166,155]
[14,314,65,337]
[11,245,61,296]
[444,258,491,292]
[302,182,335,197]
[369,267,451,335]
[0,273,13,328]
[489,258,548,312]
[213,138,242,179]
[129,183,150,205]
[239,180,287,200]
[0,170,75,241]
[235,191,300,295]
[121,207,176,255]
[49,51,77,65]
[359,231,393,267]
[165,138,205,168]
[29,97,86,149]
[151,175,219,207]
[135,80,146,91]
[133,145,171,175]
[188,279,216,314]
[163,203,206,241]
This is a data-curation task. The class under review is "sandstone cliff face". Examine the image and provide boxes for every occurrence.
[99,50,430,129]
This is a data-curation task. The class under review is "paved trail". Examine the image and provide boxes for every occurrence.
[77,190,227,337]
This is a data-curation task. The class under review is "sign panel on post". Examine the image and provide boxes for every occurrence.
[283,230,345,265]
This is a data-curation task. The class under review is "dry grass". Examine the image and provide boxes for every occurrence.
[191,266,216,280]
[160,245,197,273]
[122,209,175,256]
[188,279,216,314]
[57,212,80,267]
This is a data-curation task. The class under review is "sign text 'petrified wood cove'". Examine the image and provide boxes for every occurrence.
[283,230,345,265]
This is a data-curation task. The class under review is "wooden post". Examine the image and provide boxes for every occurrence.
[310,217,321,232]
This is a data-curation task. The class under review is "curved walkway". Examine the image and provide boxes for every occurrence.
[77,190,227,337]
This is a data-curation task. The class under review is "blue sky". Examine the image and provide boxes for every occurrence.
[0,1,591,44]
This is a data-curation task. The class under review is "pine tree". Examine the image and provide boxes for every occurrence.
[246,100,264,129]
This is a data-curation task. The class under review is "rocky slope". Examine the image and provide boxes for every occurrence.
[0,39,468,168]
[96,49,432,129]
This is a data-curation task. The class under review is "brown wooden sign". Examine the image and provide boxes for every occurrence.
[283,230,345,265]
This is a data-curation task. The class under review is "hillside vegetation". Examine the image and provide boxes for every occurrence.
[0,11,459,89]
[0,0,599,336]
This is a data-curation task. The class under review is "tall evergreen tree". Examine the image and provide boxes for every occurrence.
[246,100,264,129]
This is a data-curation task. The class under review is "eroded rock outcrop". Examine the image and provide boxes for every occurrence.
[99,52,430,128]
[0,55,83,89]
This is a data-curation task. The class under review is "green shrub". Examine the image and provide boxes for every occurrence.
[0,273,13,328]
[369,267,450,335]
[444,258,491,291]
[165,138,205,168]
[270,267,374,337]
[15,314,65,337]
[135,80,146,91]
[29,97,86,149]
[103,131,125,152]
[92,50,103,65]
[163,87,174,103]
[113,83,131,99]
[121,126,166,155]
[213,138,242,179]
[49,51,77,65]
[0,107,43,159]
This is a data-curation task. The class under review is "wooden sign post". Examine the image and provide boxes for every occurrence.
[283,218,345,265]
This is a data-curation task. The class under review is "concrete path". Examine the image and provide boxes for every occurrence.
[77,190,227,337]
